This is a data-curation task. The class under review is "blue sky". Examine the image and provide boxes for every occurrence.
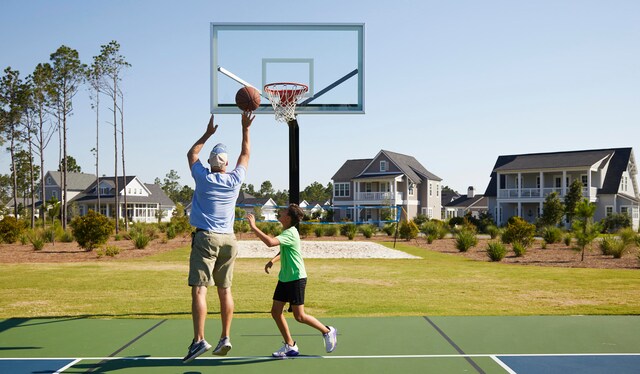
[1,0,639,195]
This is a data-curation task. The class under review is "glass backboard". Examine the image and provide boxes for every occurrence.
[211,23,365,115]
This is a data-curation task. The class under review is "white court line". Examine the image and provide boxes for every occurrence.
[54,358,81,374]
[2,353,639,361]
[490,355,518,374]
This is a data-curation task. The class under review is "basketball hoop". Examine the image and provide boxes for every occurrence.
[264,82,309,123]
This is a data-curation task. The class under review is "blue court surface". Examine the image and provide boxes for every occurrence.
[1,316,639,373]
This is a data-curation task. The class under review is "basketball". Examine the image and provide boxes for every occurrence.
[235,86,261,112]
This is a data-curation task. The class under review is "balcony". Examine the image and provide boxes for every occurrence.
[355,192,403,204]
[498,187,597,200]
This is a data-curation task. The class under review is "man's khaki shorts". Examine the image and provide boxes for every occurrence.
[189,231,238,288]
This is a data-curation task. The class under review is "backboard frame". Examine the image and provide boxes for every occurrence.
[210,22,365,115]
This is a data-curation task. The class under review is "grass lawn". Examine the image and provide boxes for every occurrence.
[0,242,639,319]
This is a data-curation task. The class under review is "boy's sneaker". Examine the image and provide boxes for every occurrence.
[182,339,212,363]
[212,336,232,356]
[272,342,299,357]
[323,326,337,353]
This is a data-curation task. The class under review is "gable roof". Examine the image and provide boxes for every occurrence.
[333,151,442,184]
[332,159,372,181]
[46,171,96,190]
[484,148,634,196]
[445,194,488,209]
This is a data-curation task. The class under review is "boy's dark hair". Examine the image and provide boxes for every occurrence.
[285,204,305,226]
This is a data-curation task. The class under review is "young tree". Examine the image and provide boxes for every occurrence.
[0,67,28,218]
[49,45,86,228]
[94,41,130,233]
[30,63,56,227]
[538,192,564,227]
[572,198,600,261]
[57,155,81,172]
[259,180,275,197]
[564,179,583,226]
[300,181,332,202]
[87,59,103,212]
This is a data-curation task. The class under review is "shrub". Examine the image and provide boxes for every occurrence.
[617,227,637,246]
[298,223,314,237]
[420,221,440,239]
[455,228,478,252]
[59,229,74,243]
[599,235,617,256]
[512,241,526,257]
[132,232,151,249]
[0,216,26,244]
[323,225,338,237]
[233,220,250,234]
[399,220,419,240]
[360,225,375,239]
[341,223,357,240]
[541,226,563,244]
[486,225,500,239]
[563,234,572,246]
[413,214,429,226]
[30,233,46,251]
[382,223,396,236]
[69,210,115,251]
[486,241,506,261]
[166,225,177,239]
[96,245,121,258]
[314,226,324,237]
[600,213,631,233]
[501,216,535,248]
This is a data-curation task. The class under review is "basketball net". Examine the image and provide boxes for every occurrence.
[264,82,309,123]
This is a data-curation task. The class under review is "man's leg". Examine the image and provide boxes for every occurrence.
[217,286,234,338]
[192,286,208,341]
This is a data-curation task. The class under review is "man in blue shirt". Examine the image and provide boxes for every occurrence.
[183,111,254,363]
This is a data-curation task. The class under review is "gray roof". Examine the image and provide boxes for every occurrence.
[47,171,96,190]
[493,149,613,172]
[332,159,372,181]
[333,150,442,184]
[445,195,488,209]
[70,183,175,207]
[365,150,442,183]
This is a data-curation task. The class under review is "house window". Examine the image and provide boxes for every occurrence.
[499,175,506,189]
[428,183,432,196]
[46,177,52,184]
[536,176,541,189]
[436,184,440,197]
[409,183,415,196]
[621,176,628,191]
[605,206,613,216]
[365,183,372,192]
[334,183,350,197]
[621,206,629,216]
[427,207,433,219]
[555,177,562,188]
[52,190,58,199]
[380,160,387,172]
[581,175,588,187]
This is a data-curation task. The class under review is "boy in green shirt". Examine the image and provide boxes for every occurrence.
[247,204,337,357]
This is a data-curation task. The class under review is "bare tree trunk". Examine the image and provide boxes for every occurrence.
[62,104,67,230]
[120,93,128,229]
[113,76,119,233]
[10,124,18,218]
[95,89,100,213]
[28,136,35,228]
[39,110,46,228]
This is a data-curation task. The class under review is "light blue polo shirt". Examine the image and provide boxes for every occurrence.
[189,160,245,233]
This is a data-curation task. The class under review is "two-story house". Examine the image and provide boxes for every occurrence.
[70,176,176,223]
[484,148,640,229]
[331,150,442,223]
[42,171,97,203]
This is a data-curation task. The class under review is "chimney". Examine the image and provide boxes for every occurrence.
[467,186,475,198]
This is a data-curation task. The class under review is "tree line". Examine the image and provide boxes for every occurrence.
[155,169,333,207]
[0,41,130,232]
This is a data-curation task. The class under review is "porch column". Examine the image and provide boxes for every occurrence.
[518,172,522,197]
[539,171,544,197]
[587,171,592,199]
[562,171,567,196]
[496,172,501,198]
[518,201,522,218]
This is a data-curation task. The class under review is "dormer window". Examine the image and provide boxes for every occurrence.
[380,160,387,172]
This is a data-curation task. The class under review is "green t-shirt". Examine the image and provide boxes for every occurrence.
[276,226,307,282]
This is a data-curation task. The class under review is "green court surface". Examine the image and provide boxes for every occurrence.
[1,316,639,373]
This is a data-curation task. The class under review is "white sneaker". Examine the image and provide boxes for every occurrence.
[212,337,232,356]
[323,326,337,353]
[272,342,299,357]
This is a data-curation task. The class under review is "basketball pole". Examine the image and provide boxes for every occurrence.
[287,118,300,206]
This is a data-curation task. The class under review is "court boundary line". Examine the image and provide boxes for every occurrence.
[55,358,81,374]
[490,355,517,374]
[4,353,638,361]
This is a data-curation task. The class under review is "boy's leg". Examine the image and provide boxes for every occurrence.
[271,300,295,345]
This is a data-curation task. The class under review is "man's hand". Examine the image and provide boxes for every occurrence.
[241,111,255,130]
[206,114,218,135]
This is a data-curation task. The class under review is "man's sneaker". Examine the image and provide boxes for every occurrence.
[212,336,232,356]
[182,339,212,363]
[272,342,299,357]
[323,326,337,353]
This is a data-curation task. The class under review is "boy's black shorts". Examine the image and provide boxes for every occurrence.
[273,278,307,305]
